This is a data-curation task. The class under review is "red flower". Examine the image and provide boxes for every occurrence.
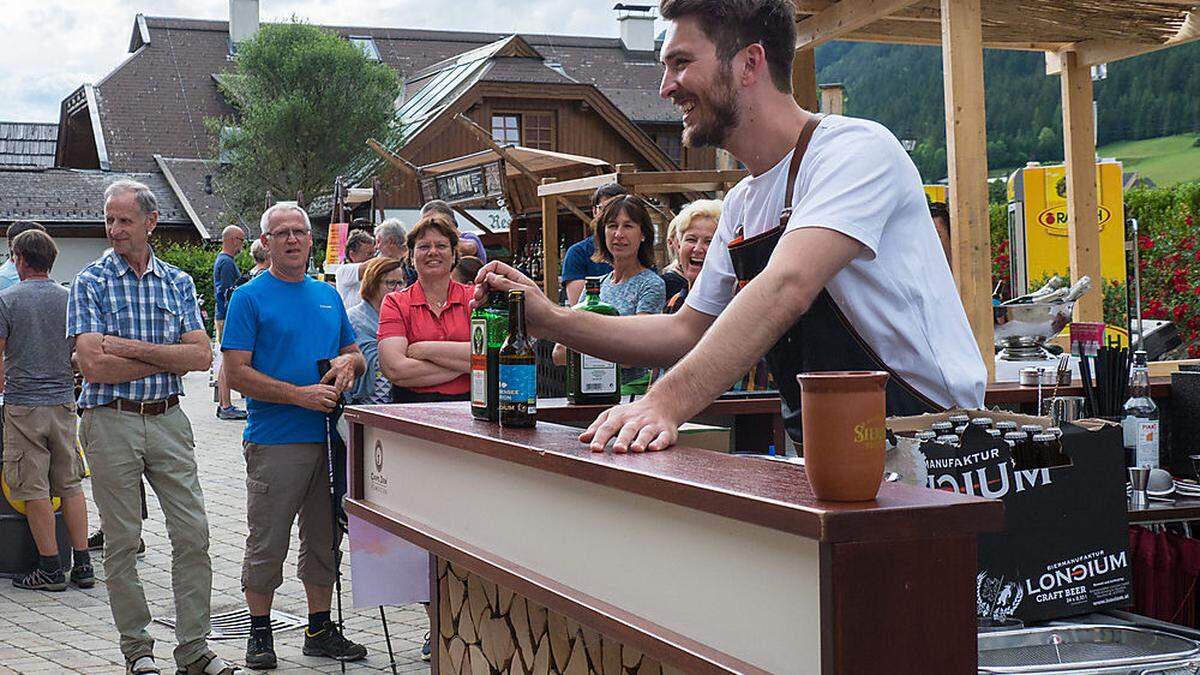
[1183,237,1197,251]
[1175,281,1191,294]
[1140,234,1155,251]
[1174,305,1189,321]
[1146,300,1166,319]
[1190,344,1200,359]
[1187,215,1195,228]
[1190,316,1200,330]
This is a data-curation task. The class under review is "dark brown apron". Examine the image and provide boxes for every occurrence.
[726,115,943,441]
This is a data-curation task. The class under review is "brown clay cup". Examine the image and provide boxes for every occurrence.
[797,371,889,501]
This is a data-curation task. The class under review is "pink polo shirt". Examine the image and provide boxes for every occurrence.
[377,280,473,395]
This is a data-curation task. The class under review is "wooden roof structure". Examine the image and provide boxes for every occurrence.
[790,0,1200,380]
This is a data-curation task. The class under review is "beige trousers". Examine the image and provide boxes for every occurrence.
[80,404,212,668]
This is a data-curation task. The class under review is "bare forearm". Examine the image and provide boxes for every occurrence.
[82,354,170,385]
[226,363,300,405]
[383,357,462,388]
[118,340,211,372]
[543,308,706,367]
[648,267,814,422]
[408,342,469,372]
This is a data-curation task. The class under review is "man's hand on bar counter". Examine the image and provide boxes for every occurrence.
[580,396,679,453]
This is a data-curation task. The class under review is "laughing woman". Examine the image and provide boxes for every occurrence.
[592,195,665,395]
[377,215,473,403]
[661,199,720,313]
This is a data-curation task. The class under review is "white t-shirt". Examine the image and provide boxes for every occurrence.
[686,115,986,409]
[335,261,364,311]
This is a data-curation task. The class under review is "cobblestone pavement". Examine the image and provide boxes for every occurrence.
[0,372,431,673]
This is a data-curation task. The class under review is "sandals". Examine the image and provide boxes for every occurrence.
[175,653,242,675]
[128,655,160,675]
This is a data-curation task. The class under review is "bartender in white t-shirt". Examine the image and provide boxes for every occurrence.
[474,0,986,452]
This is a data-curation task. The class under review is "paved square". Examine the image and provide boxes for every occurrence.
[0,372,431,673]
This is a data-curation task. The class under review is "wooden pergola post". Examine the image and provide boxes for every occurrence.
[541,177,560,299]
[1060,50,1104,323]
[940,0,996,380]
[792,48,819,112]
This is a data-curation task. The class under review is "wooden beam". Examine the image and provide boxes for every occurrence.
[1060,50,1103,323]
[795,0,924,50]
[791,48,819,112]
[366,138,421,179]
[454,113,595,226]
[841,30,1067,51]
[541,178,561,300]
[452,206,493,235]
[940,0,995,381]
[536,172,621,198]
[1045,14,1199,74]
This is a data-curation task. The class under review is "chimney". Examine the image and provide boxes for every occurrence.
[229,0,260,49]
[614,4,656,52]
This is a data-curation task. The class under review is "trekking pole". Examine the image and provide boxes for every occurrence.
[318,359,347,675]
[380,606,398,674]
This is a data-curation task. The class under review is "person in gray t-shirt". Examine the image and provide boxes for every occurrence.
[0,228,91,592]
[0,274,74,406]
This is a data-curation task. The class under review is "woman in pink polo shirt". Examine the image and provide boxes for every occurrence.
[377,214,473,403]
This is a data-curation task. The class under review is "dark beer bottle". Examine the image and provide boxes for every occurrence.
[499,290,537,428]
[567,277,620,405]
[470,291,508,422]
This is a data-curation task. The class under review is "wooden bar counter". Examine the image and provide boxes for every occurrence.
[344,403,1004,674]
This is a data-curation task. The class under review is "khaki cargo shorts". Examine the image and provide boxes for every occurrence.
[3,403,85,501]
[241,441,336,593]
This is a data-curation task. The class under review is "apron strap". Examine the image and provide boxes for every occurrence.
[780,114,824,225]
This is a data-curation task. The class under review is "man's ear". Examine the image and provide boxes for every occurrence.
[739,43,769,87]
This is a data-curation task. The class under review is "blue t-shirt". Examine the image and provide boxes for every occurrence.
[561,238,612,285]
[221,271,356,444]
[212,252,240,320]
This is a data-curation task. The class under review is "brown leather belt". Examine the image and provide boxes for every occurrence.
[103,395,180,416]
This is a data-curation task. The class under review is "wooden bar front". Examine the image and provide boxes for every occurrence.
[345,404,1003,674]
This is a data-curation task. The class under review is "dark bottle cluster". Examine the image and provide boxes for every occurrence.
[911,416,1069,470]
[470,289,537,428]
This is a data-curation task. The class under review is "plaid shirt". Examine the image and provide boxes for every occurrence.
[67,249,204,408]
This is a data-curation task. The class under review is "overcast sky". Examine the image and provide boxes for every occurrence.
[0,0,652,122]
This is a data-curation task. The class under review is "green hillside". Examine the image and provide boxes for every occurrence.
[1098,134,1200,186]
[815,41,1200,182]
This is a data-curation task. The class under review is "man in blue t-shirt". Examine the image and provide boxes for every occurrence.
[213,225,247,420]
[559,183,627,306]
[221,204,366,670]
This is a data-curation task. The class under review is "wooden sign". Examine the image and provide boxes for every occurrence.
[420,161,505,205]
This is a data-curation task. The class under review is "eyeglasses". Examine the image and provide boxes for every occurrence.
[266,228,309,241]
[382,278,405,290]
[414,243,452,254]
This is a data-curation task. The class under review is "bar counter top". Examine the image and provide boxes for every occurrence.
[345,402,1004,544]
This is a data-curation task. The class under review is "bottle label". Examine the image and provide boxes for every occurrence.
[1136,420,1159,468]
[499,364,537,411]
[579,354,617,394]
[470,318,488,407]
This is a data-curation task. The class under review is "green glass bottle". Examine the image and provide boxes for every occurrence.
[567,277,620,405]
[498,290,537,428]
[470,291,508,422]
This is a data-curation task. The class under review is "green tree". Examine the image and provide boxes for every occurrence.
[207,20,400,222]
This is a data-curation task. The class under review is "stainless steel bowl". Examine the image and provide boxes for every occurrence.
[994,302,1075,361]
[978,624,1200,673]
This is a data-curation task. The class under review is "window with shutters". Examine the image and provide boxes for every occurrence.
[522,112,555,151]
[491,114,521,145]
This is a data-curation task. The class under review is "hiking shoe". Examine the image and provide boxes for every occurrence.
[302,620,367,662]
[244,632,277,670]
[217,406,248,420]
[421,632,431,661]
[13,567,67,591]
[71,562,96,589]
[87,530,105,550]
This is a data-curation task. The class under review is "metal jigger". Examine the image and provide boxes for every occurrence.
[1129,466,1151,509]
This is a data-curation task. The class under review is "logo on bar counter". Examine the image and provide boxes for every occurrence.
[370,440,388,494]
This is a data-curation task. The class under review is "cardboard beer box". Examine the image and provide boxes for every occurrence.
[889,410,1131,624]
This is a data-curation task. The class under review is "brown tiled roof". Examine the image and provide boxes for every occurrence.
[0,122,58,169]
[155,156,251,239]
[85,16,675,173]
[0,168,194,230]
